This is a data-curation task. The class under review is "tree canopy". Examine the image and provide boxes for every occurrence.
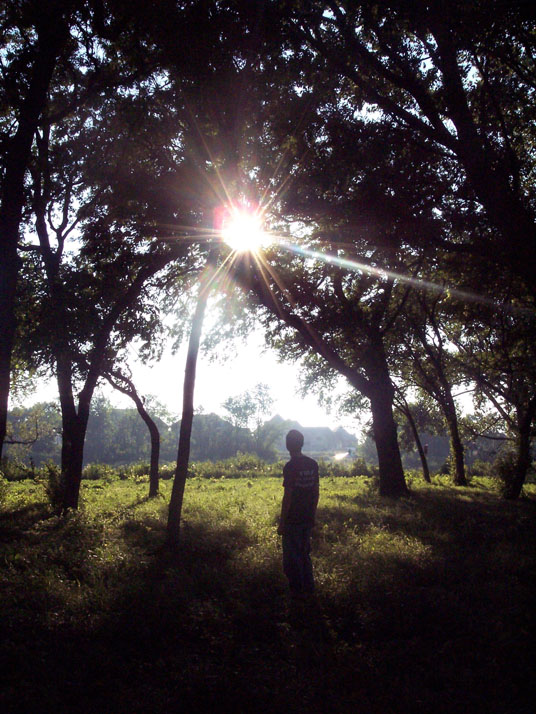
[1,0,535,503]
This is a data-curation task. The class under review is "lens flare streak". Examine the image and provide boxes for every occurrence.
[275,239,524,313]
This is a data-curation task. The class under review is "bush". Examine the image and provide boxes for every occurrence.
[438,455,452,475]
[40,462,65,510]
[189,453,281,479]
[318,457,373,479]
[116,462,149,480]
[350,457,372,477]
[0,474,8,505]
[159,463,175,480]
[493,447,519,491]
[0,457,37,481]
[82,463,116,481]
[469,459,493,479]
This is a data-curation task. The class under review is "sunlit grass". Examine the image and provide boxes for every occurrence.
[1,474,534,713]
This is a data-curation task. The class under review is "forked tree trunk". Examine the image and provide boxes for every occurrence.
[57,354,93,511]
[61,417,88,510]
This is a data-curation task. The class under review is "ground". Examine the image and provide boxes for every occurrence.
[1,474,534,713]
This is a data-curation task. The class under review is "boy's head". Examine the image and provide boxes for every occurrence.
[286,429,304,454]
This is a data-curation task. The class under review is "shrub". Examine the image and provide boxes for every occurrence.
[159,463,175,480]
[189,453,281,479]
[493,447,519,492]
[116,462,150,480]
[350,457,371,477]
[82,463,116,481]
[40,462,65,510]
[0,474,8,505]
[318,458,373,479]
[469,459,493,479]
[438,455,452,475]
[0,458,36,481]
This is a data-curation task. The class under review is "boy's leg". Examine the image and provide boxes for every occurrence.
[282,525,304,596]
[299,525,314,594]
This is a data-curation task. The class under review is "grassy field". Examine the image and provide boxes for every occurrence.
[1,474,534,714]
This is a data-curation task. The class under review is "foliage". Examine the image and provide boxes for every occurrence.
[82,463,117,482]
[0,475,534,713]
[0,474,7,505]
[189,453,283,480]
[493,446,527,494]
[39,462,64,511]
[318,457,373,479]
[0,457,37,481]
[469,459,494,479]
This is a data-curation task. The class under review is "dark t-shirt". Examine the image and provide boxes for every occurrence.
[283,454,319,526]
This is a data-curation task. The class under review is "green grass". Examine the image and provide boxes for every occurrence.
[1,475,535,714]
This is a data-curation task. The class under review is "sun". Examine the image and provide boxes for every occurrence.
[221,208,268,253]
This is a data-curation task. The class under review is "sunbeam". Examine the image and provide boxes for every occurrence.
[267,237,531,316]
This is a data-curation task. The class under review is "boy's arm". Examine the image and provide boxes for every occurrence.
[278,487,293,535]
[312,483,319,524]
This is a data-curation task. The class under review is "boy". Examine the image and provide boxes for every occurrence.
[278,429,319,598]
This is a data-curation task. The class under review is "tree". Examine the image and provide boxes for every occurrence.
[0,0,79,457]
[167,251,218,547]
[20,97,196,509]
[222,382,278,458]
[394,395,430,483]
[397,292,468,485]
[104,370,161,498]
[276,1,536,297]
[454,305,536,498]
[226,95,456,498]
[232,237,411,497]
[0,0,156,457]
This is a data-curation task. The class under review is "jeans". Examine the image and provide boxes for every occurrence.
[282,524,314,594]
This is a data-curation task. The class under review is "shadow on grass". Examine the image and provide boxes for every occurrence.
[2,514,325,714]
[313,488,535,714]
[0,500,53,539]
[1,488,534,714]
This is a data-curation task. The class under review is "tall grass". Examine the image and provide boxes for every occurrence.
[1,474,534,713]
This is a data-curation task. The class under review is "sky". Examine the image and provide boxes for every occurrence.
[25,327,363,437]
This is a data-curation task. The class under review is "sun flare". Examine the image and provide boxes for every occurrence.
[221,209,268,253]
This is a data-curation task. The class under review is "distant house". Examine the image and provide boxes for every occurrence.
[269,415,358,454]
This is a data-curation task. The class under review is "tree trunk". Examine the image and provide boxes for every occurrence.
[365,351,409,498]
[167,255,216,546]
[504,408,534,500]
[61,416,87,511]
[369,389,409,497]
[104,371,161,498]
[56,354,92,511]
[442,398,467,486]
[134,399,160,498]
[0,13,70,459]
[404,406,431,483]
[0,247,19,461]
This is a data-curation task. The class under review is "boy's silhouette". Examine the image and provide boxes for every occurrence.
[278,429,319,598]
